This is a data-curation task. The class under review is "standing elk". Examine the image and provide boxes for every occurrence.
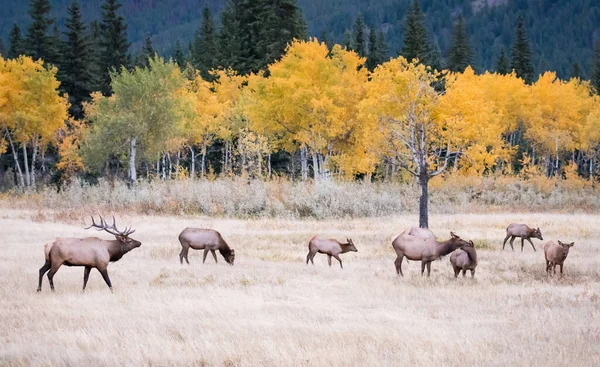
[392,229,472,277]
[37,216,141,292]
[450,241,478,278]
[544,240,575,276]
[178,228,235,265]
[306,237,358,269]
[502,223,543,252]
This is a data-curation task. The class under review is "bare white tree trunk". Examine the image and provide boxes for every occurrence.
[190,146,196,179]
[311,151,319,181]
[5,129,24,187]
[300,147,308,181]
[30,137,38,187]
[201,143,207,178]
[175,150,181,178]
[129,137,137,183]
[267,153,272,178]
[167,153,172,180]
[22,143,30,187]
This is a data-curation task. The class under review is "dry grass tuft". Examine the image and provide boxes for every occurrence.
[1,210,599,366]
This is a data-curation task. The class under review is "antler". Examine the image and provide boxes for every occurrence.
[85,215,136,237]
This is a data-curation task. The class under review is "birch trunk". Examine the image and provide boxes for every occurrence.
[129,137,137,183]
[30,137,38,187]
[22,143,30,187]
[300,147,308,181]
[311,151,319,181]
[5,129,24,187]
[190,146,196,179]
[201,143,207,178]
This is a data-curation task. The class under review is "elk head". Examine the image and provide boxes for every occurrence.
[346,238,358,252]
[225,249,235,265]
[449,232,471,249]
[558,240,574,248]
[85,215,142,249]
[534,227,543,241]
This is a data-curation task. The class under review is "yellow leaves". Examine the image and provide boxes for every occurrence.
[0,55,68,145]
[525,72,593,154]
[57,119,87,180]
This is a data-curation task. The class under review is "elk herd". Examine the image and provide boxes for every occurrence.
[36,216,574,293]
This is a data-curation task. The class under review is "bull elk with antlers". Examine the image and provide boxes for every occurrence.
[37,216,141,292]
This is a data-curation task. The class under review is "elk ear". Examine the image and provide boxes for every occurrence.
[469,240,474,246]
[230,249,235,254]
[558,240,564,246]
[569,242,574,247]
[450,232,458,239]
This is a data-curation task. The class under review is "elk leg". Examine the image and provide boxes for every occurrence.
[395,256,404,276]
[509,236,515,250]
[332,254,343,269]
[421,261,426,276]
[37,260,51,292]
[306,251,316,265]
[462,269,466,277]
[453,266,460,278]
[179,245,187,265]
[99,269,113,292]
[426,261,431,277]
[560,264,563,276]
[184,247,190,265]
[210,250,218,263]
[527,238,536,251]
[202,249,209,264]
[47,262,62,292]
[82,266,91,291]
[327,255,332,267]
[502,235,511,250]
[470,269,475,278]
[520,238,525,252]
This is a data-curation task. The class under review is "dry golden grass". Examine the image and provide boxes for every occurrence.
[1,210,599,366]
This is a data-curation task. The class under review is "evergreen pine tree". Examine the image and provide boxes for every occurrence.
[495,47,510,74]
[193,6,217,80]
[320,30,329,48]
[25,0,55,63]
[570,62,581,79]
[343,30,352,50]
[510,15,534,84]
[366,26,379,70]
[8,24,23,58]
[60,0,94,119]
[0,40,5,57]
[174,40,185,68]
[88,20,103,91]
[49,24,64,69]
[401,0,430,65]
[447,15,474,72]
[100,0,130,95]
[376,30,389,63]
[352,13,366,57]
[218,0,241,70]
[593,41,600,94]
[136,35,154,68]
[428,41,444,71]
[259,0,308,71]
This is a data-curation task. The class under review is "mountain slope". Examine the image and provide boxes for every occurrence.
[1,0,599,78]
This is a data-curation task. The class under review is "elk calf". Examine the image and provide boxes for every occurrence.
[306,237,357,269]
[502,223,543,252]
[178,228,235,265]
[38,216,141,292]
[450,241,478,278]
[544,240,574,276]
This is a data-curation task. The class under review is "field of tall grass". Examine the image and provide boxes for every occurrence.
[1,210,599,366]
[1,175,599,219]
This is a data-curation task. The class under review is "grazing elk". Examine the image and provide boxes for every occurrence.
[37,216,141,292]
[408,227,436,240]
[178,228,235,265]
[450,241,478,278]
[544,240,574,276]
[392,229,472,277]
[502,223,543,252]
[306,237,358,269]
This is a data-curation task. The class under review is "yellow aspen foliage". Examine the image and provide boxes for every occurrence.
[56,119,87,184]
[524,72,592,158]
[247,38,376,178]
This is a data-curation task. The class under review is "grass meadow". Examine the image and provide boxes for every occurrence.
[1,208,599,366]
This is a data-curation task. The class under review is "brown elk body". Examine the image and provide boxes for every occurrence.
[408,227,436,240]
[37,216,141,292]
[450,242,478,278]
[503,223,543,252]
[544,240,574,276]
[306,237,357,269]
[392,228,472,277]
[178,228,235,265]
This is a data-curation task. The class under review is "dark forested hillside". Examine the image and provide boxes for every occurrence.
[1,0,599,78]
